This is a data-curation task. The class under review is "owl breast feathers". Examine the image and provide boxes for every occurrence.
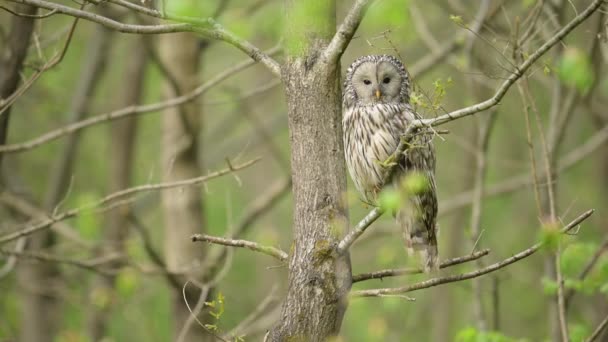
[342,54,439,272]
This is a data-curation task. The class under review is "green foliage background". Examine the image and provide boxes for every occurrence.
[1,0,607,341]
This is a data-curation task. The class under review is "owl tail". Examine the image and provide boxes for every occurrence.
[397,209,439,273]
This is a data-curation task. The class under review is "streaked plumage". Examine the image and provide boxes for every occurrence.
[342,54,439,272]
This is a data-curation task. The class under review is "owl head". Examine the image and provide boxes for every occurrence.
[343,54,410,107]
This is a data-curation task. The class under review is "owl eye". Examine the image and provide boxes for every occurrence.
[363,79,371,85]
[383,77,391,84]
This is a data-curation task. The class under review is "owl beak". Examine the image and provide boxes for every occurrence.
[375,89,382,99]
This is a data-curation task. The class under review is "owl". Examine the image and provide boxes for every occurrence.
[342,55,438,272]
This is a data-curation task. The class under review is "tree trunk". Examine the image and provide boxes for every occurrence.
[158,32,211,342]
[17,21,112,342]
[0,4,36,169]
[88,34,147,340]
[268,1,351,340]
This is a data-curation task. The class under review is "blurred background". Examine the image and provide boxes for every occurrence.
[0,0,607,341]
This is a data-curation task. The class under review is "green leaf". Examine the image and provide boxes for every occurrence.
[209,292,225,319]
[539,221,561,252]
[450,15,464,26]
[455,326,478,342]
[560,242,596,276]
[378,188,401,212]
[401,172,429,195]
[542,277,558,295]
[115,267,139,297]
[557,47,594,93]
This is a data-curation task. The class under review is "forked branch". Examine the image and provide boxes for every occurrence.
[0,158,260,244]
[342,0,604,250]
[351,209,594,298]
[6,0,281,76]
[323,0,373,65]
[191,234,288,262]
[352,249,490,283]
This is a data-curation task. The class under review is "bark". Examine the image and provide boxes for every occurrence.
[0,4,37,170]
[267,1,351,340]
[87,34,146,340]
[16,21,112,342]
[158,32,210,342]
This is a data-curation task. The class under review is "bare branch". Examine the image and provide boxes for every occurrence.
[0,158,260,244]
[342,0,602,251]
[0,45,280,155]
[418,0,604,128]
[0,3,80,116]
[6,0,281,76]
[441,122,608,216]
[586,314,608,342]
[0,248,121,275]
[351,209,594,298]
[0,5,56,18]
[323,0,373,65]
[352,249,490,283]
[0,192,92,248]
[191,234,288,262]
[224,286,280,339]
[337,207,383,254]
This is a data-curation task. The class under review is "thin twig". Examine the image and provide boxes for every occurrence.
[351,209,594,298]
[5,0,282,76]
[224,286,280,339]
[441,121,608,215]
[0,45,281,154]
[585,314,608,342]
[341,0,602,251]
[352,249,490,283]
[322,0,373,65]
[0,158,260,244]
[418,0,604,128]
[0,249,121,275]
[0,2,81,116]
[191,234,288,262]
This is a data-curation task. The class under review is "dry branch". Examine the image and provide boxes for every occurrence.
[323,0,373,65]
[586,314,608,342]
[5,0,281,76]
[0,158,260,244]
[342,0,604,249]
[351,209,594,298]
[0,248,121,275]
[352,249,490,283]
[419,0,604,128]
[0,45,280,154]
[191,234,288,262]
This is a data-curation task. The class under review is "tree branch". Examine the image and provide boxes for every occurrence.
[0,158,260,244]
[352,249,490,283]
[342,0,603,248]
[418,0,604,128]
[351,209,594,298]
[322,0,373,65]
[6,0,281,76]
[0,45,280,155]
[586,313,608,342]
[336,207,383,254]
[191,234,288,262]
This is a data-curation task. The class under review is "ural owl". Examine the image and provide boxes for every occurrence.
[342,55,438,272]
